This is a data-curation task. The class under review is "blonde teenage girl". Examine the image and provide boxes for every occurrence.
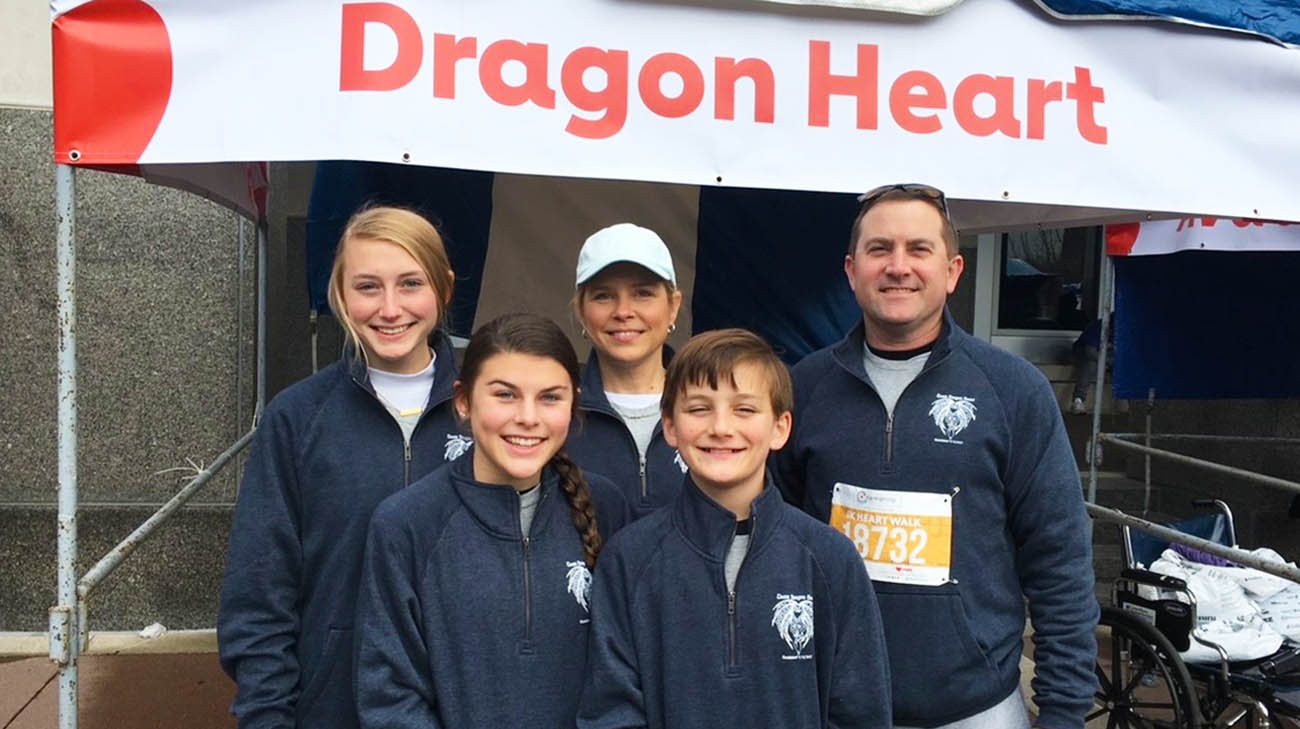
[219,205,462,729]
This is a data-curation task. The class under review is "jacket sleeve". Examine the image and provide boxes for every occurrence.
[217,405,303,729]
[577,547,647,729]
[827,542,892,729]
[354,504,442,729]
[1004,377,1099,729]
[585,470,634,544]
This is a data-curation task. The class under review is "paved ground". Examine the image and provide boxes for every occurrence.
[0,646,1036,728]
[1,652,234,729]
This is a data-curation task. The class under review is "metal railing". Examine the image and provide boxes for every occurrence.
[1101,433,1300,496]
[1086,503,1300,584]
[1083,251,1300,588]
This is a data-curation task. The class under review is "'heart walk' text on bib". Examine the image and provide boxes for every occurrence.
[830,483,954,586]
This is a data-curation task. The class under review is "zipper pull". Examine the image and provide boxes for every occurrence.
[885,413,895,464]
[727,591,736,616]
[404,440,411,463]
[639,458,648,498]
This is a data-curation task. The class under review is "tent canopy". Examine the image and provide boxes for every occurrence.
[1036,0,1300,46]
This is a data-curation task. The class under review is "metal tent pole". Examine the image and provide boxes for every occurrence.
[1087,252,1114,503]
[51,163,80,729]
[237,217,247,431]
[255,221,268,421]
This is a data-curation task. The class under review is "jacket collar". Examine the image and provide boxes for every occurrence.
[447,450,561,540]
[347,328,458,409]
[830,308,960,384]
[578,346,674,414]
[672,473,785,562]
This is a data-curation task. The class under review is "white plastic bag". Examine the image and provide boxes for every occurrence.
[1226,548,1296,600]
[1149,549,1284,663]
[1257,584,1300,642]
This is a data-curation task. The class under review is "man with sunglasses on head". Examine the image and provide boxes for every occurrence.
[774,184,1097,729]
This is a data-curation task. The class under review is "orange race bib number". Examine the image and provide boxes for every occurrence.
[829,483,954,586]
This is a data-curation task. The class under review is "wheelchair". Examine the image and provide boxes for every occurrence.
[1091,499,1300,728]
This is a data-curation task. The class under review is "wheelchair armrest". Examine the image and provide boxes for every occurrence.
[1120,568,1188,592]
[1259,645,1300,678]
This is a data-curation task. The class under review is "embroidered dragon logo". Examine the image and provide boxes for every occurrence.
[566,560,592,613]
[771,594,814,657]
[928,394,977,444]
[443,434,473,461]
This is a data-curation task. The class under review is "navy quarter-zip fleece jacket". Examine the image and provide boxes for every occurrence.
[566,350,687,518]
[218,332,462,729]
[578,478,892,729]
[355,454,632,729]
[773,313,1098,729]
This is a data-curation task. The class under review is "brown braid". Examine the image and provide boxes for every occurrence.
[550,450,602,569]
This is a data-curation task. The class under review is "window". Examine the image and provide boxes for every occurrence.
[996,226,1101,332]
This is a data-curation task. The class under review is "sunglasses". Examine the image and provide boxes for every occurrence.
[857,183,951,221]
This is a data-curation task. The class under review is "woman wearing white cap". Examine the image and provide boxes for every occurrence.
[566,223,685,517]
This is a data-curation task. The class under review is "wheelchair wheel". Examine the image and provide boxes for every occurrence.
[1091,605,1202,729]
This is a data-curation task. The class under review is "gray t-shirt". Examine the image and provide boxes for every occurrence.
[724,519,754,593]
[863,345,929,417]
[519,485,542,538]
[606,392,662,461]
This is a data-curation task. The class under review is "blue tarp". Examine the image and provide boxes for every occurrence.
[1037,0,1300,45]
[693,187,862,364]
[1113,250,1300,399]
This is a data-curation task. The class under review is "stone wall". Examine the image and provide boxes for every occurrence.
[0,107,254,630]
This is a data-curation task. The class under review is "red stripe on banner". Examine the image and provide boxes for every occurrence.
[245,163,269,221]
[1105,222,1139,256]
[53,0,173,165]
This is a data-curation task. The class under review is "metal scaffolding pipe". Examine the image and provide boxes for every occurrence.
[1087,503,1300,585]
[53,163,79,729]
[255,222,268,421]
[1099,434,1300,495]
[1144,389,1154,512]
[1087,252,1114,502]
[1110,433,1300,445]
[77,428,256,600]
[237,217,247,431]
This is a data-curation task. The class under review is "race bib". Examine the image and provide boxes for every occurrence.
[830,483,954,586]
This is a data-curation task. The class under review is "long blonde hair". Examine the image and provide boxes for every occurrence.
[327,205,455,358]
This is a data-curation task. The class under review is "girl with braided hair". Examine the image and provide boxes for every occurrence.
[355,312,631,729]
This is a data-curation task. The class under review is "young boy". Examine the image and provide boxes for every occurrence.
[578,328,891,729]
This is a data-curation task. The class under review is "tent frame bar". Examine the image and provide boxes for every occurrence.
[50,163,267,729]
[76,428,257,601]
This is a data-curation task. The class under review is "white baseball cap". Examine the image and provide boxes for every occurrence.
[575,223,676,288]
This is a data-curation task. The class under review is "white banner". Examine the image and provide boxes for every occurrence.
[1107,217,1300,256]
[51,0,1300,222]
